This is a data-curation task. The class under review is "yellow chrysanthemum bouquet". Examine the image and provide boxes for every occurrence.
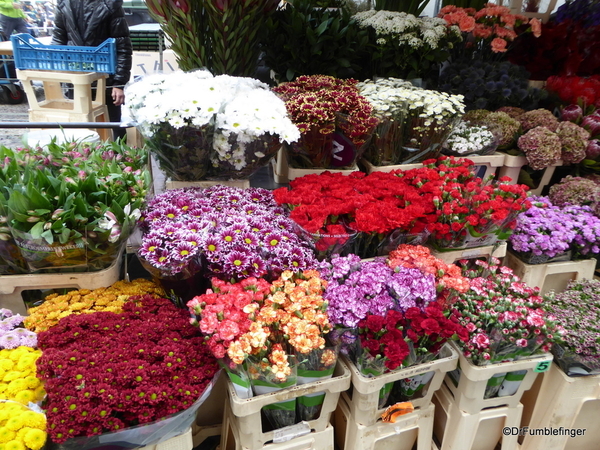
[0,347,44,406]
[0,401,47,450]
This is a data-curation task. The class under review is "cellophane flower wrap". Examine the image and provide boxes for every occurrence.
[37,295,219,445]
[188,270,332,428]
[124,70,300,181]
[545,279,600,376]
[352,10,462,81]
[321,250,469,405]
[138,186,317,304]
[0,142,150,273]
[451,258,563,397]
[358,79,465,164]
[272,75,379,169]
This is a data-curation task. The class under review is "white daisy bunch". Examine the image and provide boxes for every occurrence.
[445,121,497,155]
[357,78,415,118]
[353,10,460,49]
[124,70,300,170]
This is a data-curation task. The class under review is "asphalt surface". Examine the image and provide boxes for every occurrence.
[0,89,29,149]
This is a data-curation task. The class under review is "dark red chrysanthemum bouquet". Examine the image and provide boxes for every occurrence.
[36,295,219,444]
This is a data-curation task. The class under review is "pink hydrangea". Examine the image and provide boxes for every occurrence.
[518,108,559,132]
[518,126,562,170]
[556,121,590,165]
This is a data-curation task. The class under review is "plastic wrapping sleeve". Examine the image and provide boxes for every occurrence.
[47,370,221,450]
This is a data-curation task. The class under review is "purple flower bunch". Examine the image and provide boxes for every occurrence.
[318,254,436,328]
[139,186,317,279]
[0,308,37,349]
[509,196,600,258]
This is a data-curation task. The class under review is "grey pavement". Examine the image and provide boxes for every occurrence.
[0,92,29,148]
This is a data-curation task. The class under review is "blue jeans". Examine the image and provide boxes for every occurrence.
[0,14,29,40]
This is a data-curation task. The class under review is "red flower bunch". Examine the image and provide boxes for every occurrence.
[36,295,218,443]
[187,277,272,363]
[388,244,470,305]
[546,75,600,108]
[359,302,468,371]
[438,3,541,58]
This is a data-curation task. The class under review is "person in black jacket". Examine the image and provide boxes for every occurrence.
[51,0,132,140]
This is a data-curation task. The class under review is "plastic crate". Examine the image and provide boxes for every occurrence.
[444,342,553,415]
[130,29,165,52]
[221,359,350,450]
[11,33,116,73]
[497,154,562,196]
[342,344,459,427]
[520,362,600,450]
[165,180,251,190]
[504,251,596,296]
[192,371,226,448]
[0,248,123,315]
[272,147,361,184]
[139,427,193,450]
[361,153,505,182]
[433,383,522,450]
[334,394,434,450]
[431,242,507,265]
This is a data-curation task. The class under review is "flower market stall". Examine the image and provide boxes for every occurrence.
[3,0,600,449]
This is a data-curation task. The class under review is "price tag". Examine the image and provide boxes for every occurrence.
[272,421,311,443]
[534,360,551,373]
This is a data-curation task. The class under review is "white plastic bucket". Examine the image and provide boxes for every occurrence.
[25,129,101,147]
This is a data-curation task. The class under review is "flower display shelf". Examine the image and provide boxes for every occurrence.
[433,383,522,450]
[361,153,505,182]
[444,342,553,415]
[503,251,596,296]
[334,394,435,450]
[192,370,226,448]
[272,147,361,184]
[431,242,507,265]
[341,344,458,427]
[140,427,194,450]
[220,359,350,450]
[0,250,122,315]
[520,362,600,450]
[497,154,562,196]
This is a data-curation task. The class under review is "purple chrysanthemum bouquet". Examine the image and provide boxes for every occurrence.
[0,308,37,349]
[138,186,317,298]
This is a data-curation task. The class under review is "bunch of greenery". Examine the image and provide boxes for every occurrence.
[261,0,370,82]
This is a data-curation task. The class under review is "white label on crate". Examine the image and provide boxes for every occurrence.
[272,421,312,443]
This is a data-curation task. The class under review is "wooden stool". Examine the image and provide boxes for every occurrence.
[17,69,113,141]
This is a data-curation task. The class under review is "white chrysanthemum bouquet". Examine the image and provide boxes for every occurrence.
[125,70,300,181]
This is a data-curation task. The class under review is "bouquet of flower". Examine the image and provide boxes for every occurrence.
[24,279,165,333]
[0,401,47,450]
[547,76,600,109]
[0,142,150,273]
[443,121,499,156]
[273,171,433,259]
[272,75,379,169]
[125,71,300,181]
[0,346,45,405]
[548,175,600,209]
[0,308,37,349]
[352,10,462,81]
[188,270,332,427]
[37,295,219,444]
[545,278,600,376]
[358,78,465,164]
[452,258,563,397]
[138,186,317,304]
[470,110,521,150]
[438,3,542,61]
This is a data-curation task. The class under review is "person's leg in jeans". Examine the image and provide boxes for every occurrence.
[105,86,125,141]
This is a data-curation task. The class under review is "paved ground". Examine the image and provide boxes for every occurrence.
[0,89,29,148]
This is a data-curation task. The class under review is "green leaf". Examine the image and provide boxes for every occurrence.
[29,221,45,239]
[41,229,54,245]
[315,20,329,36]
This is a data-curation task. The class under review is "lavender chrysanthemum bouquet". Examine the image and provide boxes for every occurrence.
[0,308,37,349]
[318,254,436,329]
[545,279,600,376]
[138,186,317,280]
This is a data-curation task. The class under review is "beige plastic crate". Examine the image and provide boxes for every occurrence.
[221,359,350,450]
[273,147,361,184]
[192,370,226,447]
[165,180,251,190]
[520,362,600,450]
[444,342,553,414]
[342,344,458,427]
[139,427,193,450]
[433,383,522,450]
[334,394,434,450]
[431,242,507,265]
[361,153,505,181]
[497,154,562,196]
[504,251,596,295]
[0,251,123,315]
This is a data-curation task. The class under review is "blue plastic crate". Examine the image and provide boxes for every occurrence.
[10,34,116,74]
